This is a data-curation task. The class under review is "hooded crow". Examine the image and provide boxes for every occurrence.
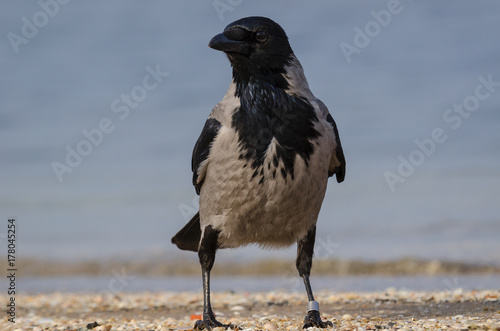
[172,16,345,330]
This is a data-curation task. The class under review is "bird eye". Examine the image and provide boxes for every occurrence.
[255,30,268,42]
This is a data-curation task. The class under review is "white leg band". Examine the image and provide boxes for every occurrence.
[307,300,319,312]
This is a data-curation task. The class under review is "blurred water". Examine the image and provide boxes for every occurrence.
[1,2,499,264]
[8,275,500,294]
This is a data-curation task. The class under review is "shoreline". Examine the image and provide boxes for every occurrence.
[6,274,500,294]
[1,289,498,330]
[5,257,500,278]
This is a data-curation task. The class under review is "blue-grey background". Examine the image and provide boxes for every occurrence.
[1,1,499,266]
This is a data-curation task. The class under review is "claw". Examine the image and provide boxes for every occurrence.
[302,309,333,329]
[194,312,236,330]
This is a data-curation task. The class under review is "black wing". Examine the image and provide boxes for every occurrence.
[192,117,222,194]
[326,113,346,183]
[172,118,221,252]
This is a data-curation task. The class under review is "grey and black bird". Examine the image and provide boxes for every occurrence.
[172,16,345,330]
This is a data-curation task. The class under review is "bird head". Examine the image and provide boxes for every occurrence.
[209,16,294,85]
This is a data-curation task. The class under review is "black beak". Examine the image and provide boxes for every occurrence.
[208,33,251,55]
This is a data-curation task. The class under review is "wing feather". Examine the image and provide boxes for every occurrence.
[314,99,345,183]
[326,112,346,183]
[192,117,222,194]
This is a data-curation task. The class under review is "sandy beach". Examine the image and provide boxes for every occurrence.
[2,289,499,330]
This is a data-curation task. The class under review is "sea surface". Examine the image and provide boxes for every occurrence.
[7,275,500,294]
[1,1,499,273]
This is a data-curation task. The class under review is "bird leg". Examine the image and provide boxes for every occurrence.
[194,225,235,330]
[296,226,333,329]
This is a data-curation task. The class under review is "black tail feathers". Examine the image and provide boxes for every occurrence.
[171,212,202,252]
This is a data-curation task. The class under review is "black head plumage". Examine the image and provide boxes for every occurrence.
[209,16,294,88]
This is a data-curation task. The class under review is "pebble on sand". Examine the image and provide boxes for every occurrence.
[342,313,354,320]
[1,289,499,330]
[263,322,277,330]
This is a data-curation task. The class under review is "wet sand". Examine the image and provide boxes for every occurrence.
[2,289,499,330]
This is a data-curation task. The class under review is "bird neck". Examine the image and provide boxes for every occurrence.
[232,67,289,97]
[232,73,288,118]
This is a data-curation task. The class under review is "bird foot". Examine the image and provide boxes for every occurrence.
[302,309,333,329]
[194,312,236,330]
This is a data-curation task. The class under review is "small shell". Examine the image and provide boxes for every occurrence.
[342,313,354,321]
[263,322,277,331]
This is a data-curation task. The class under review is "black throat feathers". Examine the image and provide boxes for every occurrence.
[231,75,320,182]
